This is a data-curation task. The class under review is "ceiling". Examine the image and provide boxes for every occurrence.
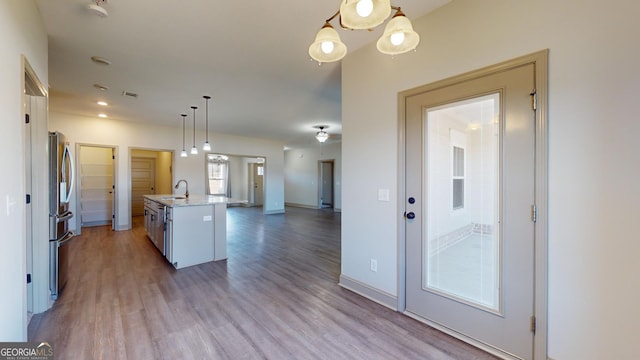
[35,0,450,149]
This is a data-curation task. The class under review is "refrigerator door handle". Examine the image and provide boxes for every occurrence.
[58,231,75,246]
[57,210,74,223]
[61,143,75,204]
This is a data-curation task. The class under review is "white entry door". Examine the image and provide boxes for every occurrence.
[405,62,537,359]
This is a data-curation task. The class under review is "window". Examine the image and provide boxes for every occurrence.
[206,154,229,196]
[452,146,464,210]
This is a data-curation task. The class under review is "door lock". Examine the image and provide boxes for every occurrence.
[405,211,416,220]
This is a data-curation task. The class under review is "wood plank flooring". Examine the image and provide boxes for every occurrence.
[28,206,496,359]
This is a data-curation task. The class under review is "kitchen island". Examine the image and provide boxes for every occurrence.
[143,194,228,269]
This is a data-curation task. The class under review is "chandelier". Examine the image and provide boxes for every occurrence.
[309,0,420,64]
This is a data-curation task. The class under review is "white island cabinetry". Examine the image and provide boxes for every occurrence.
[144,195,227,269]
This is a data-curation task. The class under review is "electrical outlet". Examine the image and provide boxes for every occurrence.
[370,259,378,272]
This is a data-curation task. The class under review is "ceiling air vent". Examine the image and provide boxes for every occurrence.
[122,91,138,99]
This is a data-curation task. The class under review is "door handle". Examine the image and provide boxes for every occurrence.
[405,211,416,220]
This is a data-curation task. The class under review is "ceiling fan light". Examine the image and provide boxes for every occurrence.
[309,23,347,63]
[316,130,329,143]
[376,11,420,55]
[340,0,391,30]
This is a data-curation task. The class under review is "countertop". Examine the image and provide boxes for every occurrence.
[144,194,244,207]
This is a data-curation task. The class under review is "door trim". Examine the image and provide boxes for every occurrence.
[396,50,548,360]
[75,143,118,235]
[317,159,335,209]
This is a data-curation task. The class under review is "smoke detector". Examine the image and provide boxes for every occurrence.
[87,0,108,17]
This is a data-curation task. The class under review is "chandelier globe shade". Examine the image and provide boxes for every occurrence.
[376,9,420,55]
[309,22,347,64]
[340,0,391,30]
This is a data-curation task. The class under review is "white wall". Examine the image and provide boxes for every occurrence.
[50,112,286,230]
[341,0,640,359]
[0,0,48,340]
[284,142,342,210]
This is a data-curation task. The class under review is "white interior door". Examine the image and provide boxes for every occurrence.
[405,63,536,359]
[79,146,114,227]
[131,157,156,216]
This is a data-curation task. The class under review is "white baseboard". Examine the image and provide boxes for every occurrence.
[338,274,397,310]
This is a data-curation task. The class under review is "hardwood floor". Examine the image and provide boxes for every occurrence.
[29,206,496,359]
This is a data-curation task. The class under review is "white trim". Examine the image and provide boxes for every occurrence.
[339,274,398,310]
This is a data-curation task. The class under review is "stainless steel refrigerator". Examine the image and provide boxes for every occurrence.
[49,131,75,299]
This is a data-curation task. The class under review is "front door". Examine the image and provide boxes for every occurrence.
[405,62,537,359]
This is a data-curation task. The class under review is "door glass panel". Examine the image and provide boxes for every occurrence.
[424,93,501,312]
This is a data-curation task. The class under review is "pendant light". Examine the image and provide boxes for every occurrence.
[180,114,188,157]
[190,106,198,155]
[202,95,212,151]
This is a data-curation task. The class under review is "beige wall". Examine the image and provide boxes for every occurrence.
[341,0,640,359]
[284,142,342,210]
[0,0,48,340]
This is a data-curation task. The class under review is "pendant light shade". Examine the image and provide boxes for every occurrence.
[190,106,198,155]
[376,9,420,55]
[309,22,347,64]
[180,114,188,158]
[340,0,391,29]
[202,95,211,151]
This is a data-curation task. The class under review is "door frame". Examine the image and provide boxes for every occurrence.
[396,50,548,359]
[129,147,175,226]
[317,159,335,209]
[23,56,51,317]
[75,143,118,234]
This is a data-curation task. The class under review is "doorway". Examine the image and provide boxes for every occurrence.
[205,153,266,209]
[77,145,116,231]
[401,51,547,360]
[318,160,334,209]
[130,149,173,217]
[249,162,264,207]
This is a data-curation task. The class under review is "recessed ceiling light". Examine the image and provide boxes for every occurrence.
[94,84,109,91]
[91,56,111,66]
[97,101,108,106]
[98,113,108,118]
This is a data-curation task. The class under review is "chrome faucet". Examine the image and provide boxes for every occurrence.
[174,179,189,198]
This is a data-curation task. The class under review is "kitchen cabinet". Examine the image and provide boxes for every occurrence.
[144,195,227,269]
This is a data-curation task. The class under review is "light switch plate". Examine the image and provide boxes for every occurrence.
[203,215,212,221]
[378,188,390,202]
